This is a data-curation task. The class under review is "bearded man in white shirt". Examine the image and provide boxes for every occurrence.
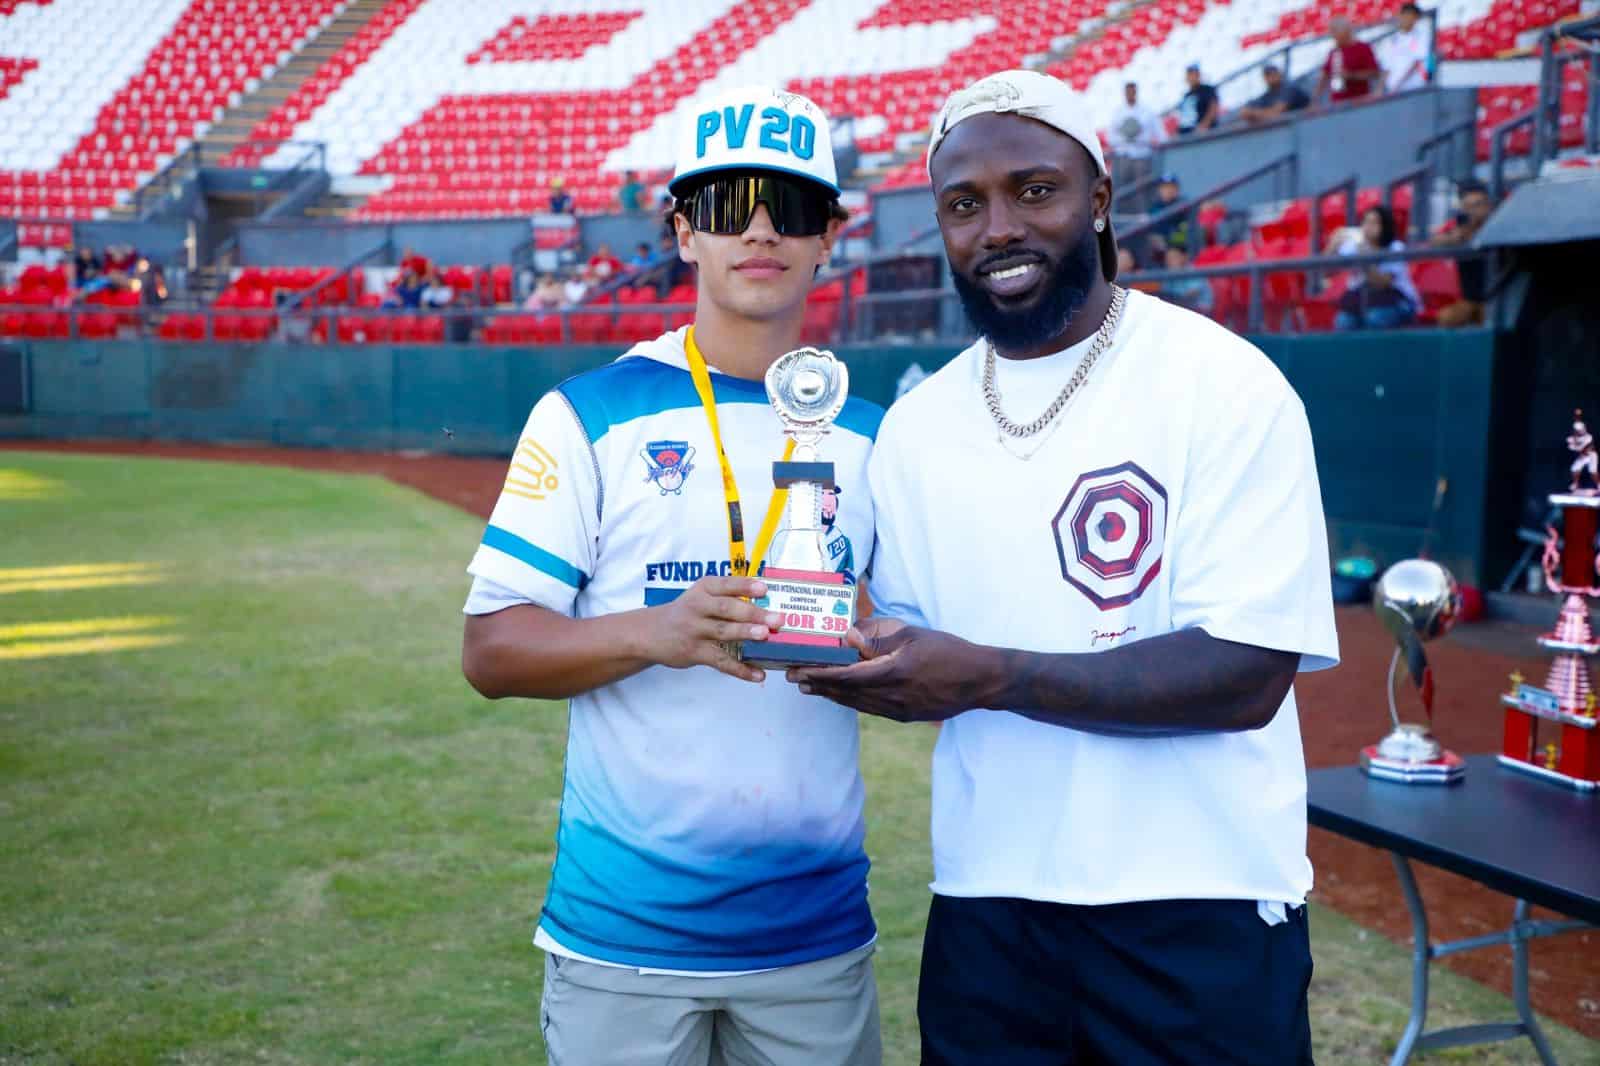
[793,70,1339,1066]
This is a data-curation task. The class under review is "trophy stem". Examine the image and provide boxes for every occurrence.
[1386,646,1403,732]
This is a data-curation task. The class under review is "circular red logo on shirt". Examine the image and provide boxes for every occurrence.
[1052,461,1168,610]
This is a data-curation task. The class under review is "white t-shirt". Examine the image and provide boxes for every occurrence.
[867,289,1339,907]
[1381,25,1430,92]
[464,327,883,971]
[1107,101,1164,160]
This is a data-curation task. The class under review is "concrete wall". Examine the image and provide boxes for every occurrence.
[0,328,1500,583]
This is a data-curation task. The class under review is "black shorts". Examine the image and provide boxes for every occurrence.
[918,894,1314,1066]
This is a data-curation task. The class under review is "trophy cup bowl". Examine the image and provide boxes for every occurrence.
[1376,558,1460,643]
[1362,559,1465,784]
[739,349,860,670]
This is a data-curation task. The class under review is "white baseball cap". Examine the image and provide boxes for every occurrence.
[669,85,839,199]
[927,70,1118,281]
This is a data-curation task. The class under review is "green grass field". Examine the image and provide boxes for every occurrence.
[1,451,1594,1065]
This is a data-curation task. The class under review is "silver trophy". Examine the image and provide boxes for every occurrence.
[739,348,860,668]
[1363,559,1464,784]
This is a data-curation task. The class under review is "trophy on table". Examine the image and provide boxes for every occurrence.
[1361,558,1466,784]
[738,348,861,669]
[1495,411,1600,790]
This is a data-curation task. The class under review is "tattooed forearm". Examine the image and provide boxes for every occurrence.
[992,628,1298,735]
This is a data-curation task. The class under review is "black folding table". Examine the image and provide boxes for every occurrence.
[1307,755,1599,1065]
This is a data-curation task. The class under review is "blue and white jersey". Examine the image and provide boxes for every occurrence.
[465,327,883,972]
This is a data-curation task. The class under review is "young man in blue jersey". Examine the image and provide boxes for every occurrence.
[460,85,884,1066]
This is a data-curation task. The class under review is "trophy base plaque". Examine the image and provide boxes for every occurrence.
[739,567,860,669]
[1360,724,1465,785]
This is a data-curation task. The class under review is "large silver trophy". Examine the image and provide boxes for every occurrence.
[1361,559,1465,784]
[738,348,860,669]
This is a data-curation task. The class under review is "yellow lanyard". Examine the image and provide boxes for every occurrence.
[684,326,795,578]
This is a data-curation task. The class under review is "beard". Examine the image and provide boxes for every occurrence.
[951,224,1101,352]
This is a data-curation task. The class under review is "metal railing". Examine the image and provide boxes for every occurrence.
[1384,164,1432,241]
[1307,174,1359,262]
[1119,243,1493,334]
[1172,9,1438,118]
[1415,116,1478,185]
[250,140,328,217]
[131,139,329,219]
[1488,110,1539,202]
[282,238,393,312]
[814,222,944,341]
[0,301,697,346]
[1487,16,1600,200]
[1117,154,1299,253]
[2,242,1494,346]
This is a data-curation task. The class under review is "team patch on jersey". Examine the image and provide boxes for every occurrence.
[503,438,559,502]
[641,440,696,495]
[1052,461,1168,611]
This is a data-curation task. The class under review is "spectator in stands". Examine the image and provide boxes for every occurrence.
[1381,3,1431,93]
[73,245,128,297]
[562,267,590,307]
[525,273,565,311]
[586,242,625,282]
[1429,178,1494,327]
[627,241,653,271]
[1109,82,1163,209]
[1158,242,1214,315]
[549,178,574,215]
[653,231,691,294]
[1329,204,1419,329]
[1237,65,1310,125]
[617,170,644,213]
[1119,246,1162,294]
[1317,17,1384,105]
[1149,174,1194,254]
[70,246,101,288]
[133,258,167,307]
[1176,64,1219,136]
[420,267,454,308]
[388,266,425,309]
[103,244,139,275]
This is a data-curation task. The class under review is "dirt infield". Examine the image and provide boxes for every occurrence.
[6,439,1596,1039]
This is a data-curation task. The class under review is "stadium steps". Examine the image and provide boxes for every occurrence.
[843,0,1141,192]
[1036,0,1164,85]
[1032,0,1151,76]
[194,0,389,155]
[101,0,388,222]
[186,263,233,307]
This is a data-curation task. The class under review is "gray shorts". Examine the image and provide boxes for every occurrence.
[540,943,881,1066]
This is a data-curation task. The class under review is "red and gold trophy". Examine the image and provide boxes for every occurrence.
[1361,559,1465,784]
[738,349,859,669]
[1497,412,1600,790]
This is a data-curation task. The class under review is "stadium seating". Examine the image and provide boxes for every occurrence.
[5,0,1585,227]
[1,0,342,219]
[1244,0,1580,57]
[225,0,431,168]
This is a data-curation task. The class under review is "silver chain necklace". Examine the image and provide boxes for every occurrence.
[982,284,1127,439]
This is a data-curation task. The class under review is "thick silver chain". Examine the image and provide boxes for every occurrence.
[982,285,1127,439]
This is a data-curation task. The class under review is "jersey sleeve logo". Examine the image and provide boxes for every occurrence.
[502,438,560,502]
[1052,461,1168,611]
[641,440,696,495]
